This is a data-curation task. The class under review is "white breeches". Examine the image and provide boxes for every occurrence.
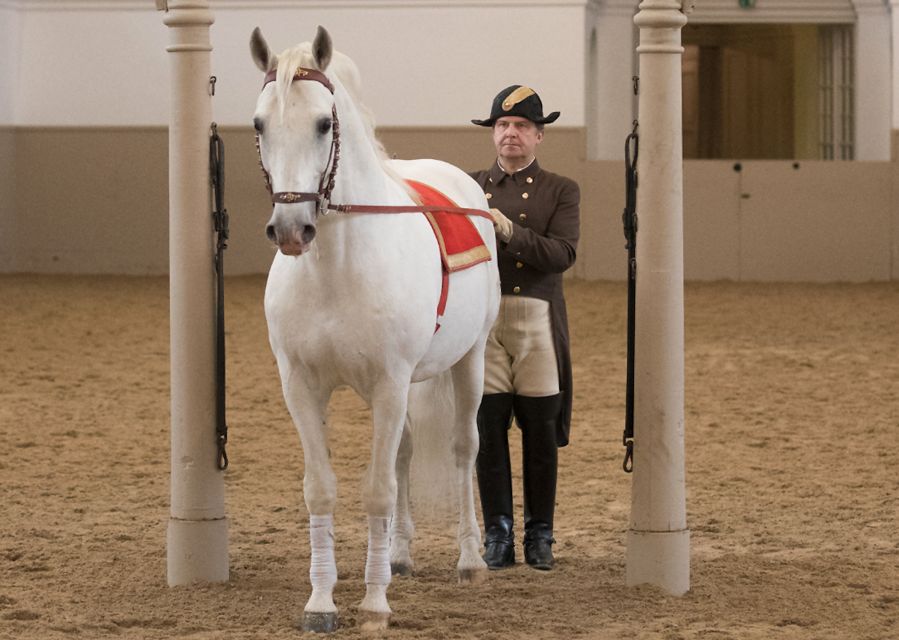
[483,296,559,397]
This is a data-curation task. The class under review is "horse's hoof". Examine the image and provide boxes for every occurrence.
[358,610,391,632]
[301,611,339,633]
[391,562,413,577]
[458,566,488,585]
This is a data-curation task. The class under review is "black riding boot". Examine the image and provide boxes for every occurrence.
[514,394,561,571]
[475,393,515,569]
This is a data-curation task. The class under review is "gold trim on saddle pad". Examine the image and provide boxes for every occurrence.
[423,212,492,271]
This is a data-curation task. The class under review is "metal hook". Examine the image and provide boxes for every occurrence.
[209,75,217,97]
[623,438,634,473]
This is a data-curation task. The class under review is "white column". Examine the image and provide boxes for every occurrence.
[159,0,229,586]
[854,0,891,160]
[890,0,899,134]
[626,0,690,596]
[586,0,638,160]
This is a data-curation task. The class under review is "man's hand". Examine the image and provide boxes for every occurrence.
[490,208,514,243]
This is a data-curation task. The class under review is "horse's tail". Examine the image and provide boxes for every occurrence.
[406,371,460,519]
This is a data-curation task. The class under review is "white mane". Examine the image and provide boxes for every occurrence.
[272,42,409,191]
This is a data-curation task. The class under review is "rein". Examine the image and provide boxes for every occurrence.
[621,121,639,474]
[256,67,492,221]
[210,122,229,471]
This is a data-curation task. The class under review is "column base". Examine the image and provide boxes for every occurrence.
[626,528,690,595]
[167,517,229,586]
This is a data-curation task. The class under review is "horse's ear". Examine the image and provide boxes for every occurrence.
[250,27,276,73]
[312,25,332,71]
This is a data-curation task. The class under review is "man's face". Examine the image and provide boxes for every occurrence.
[492,116,543,165]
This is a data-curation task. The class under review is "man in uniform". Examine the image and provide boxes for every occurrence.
[469,85,580,570]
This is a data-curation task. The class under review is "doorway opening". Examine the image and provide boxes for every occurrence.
[682,23,854,160]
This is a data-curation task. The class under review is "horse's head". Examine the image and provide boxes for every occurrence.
[251,26,337,256]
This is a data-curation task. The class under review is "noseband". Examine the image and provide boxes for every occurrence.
[256,67,340,215]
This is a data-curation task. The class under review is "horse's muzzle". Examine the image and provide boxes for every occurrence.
[267,222,317,256]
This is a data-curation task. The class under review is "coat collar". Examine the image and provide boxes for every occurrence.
[489,158,542,185]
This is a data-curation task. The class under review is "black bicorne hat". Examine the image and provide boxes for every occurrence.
[471,85,560,127]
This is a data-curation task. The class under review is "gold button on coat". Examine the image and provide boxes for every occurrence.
[516,262,524,268]
[519,213,527,221]
[522,193,529,199]
[512,286,521,294]
[486,193,492,199]
[526,177,534,184]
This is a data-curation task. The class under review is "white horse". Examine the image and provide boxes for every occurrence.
[250,26,500,632]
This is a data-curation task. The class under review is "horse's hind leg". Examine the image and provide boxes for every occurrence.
[281,374,339,632]
[390,419,415,576]
[451,347,489,584]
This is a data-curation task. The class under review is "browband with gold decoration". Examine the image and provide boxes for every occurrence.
[262,66,334,94]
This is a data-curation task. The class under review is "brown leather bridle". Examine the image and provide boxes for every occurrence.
[255,67,492,220]
[256,67,340,215]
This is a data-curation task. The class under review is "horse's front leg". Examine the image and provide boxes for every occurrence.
[451,347,490,584]
[358,380,409,631]
[389,419,415,577]
[281,372,339,632]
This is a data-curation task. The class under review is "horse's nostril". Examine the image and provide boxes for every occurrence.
[266,224,277,243]
[301,225,316,244]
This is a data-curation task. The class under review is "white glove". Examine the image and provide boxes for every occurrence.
[490,208,513,243]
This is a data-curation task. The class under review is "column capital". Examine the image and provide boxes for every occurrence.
[162,0,214,53]
[162,0,214,28]
[635,0,688,54]
[634,0,689,30]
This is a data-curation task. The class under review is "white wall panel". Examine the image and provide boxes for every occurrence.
[854,0,892,160]
[585,0,637,160]
[15,7,168,125]
[223,7,584,127]
[10,1,587,127]
[0,3,19,124]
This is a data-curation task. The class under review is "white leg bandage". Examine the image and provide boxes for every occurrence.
[365,516,392,586]
[309,514,337,591]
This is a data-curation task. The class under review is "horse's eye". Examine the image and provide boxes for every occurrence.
[317,118,332,135]
[253,117,264,134]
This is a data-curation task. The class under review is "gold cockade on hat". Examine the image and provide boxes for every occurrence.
[502,86,536,111]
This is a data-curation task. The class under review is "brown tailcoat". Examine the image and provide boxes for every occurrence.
[469,159,580,446]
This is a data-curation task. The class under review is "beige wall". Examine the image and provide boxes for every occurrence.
[2,126,898,281]
[894,131,899,276]
[11,128,169,274]
[0,128,15,272]
[686,159,895,281]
